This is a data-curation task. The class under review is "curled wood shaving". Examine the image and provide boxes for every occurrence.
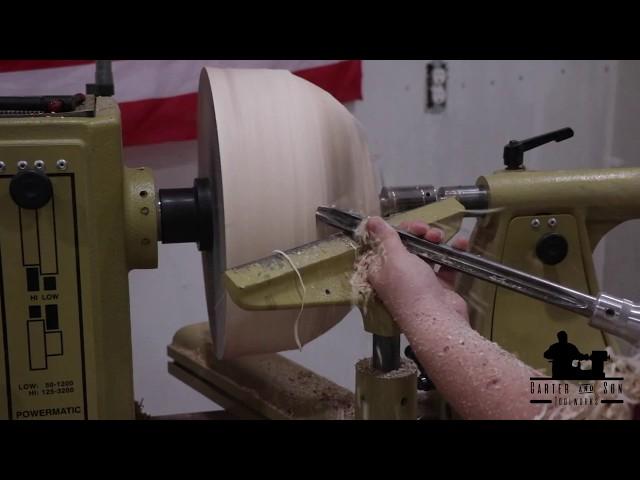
[273,249,306,351]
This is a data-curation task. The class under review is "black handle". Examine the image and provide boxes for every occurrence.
[86,60,114,97]
[404,346,435,391]
[503,127,574,170]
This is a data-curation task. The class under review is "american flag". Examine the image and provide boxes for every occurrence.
[0,60,363,146]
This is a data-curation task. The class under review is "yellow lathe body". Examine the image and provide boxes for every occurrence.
[1,69,638,421]
[457,168,640,372]
[0,96,157,419]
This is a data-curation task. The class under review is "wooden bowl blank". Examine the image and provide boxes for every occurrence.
[198,67,380,359]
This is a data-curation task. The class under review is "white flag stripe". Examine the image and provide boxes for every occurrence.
[0,63,96,96]
[0,60,343,102]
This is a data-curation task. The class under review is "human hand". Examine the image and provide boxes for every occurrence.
[396,219,469,294]
[365,217,469,327]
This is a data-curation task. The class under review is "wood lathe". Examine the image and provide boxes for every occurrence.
[1,61,639,420]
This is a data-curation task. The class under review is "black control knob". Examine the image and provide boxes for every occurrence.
[536,233,569,265]
[10,170,53,210]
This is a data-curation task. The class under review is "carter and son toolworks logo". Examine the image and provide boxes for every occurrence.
[529,331,624,407]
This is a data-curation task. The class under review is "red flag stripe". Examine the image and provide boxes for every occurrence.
[120,93,198,146]
[1,60,363,146]
[119,60,362,146]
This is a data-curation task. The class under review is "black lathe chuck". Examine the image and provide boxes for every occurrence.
[158,177,214,251]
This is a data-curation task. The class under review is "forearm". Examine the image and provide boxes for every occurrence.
[362,217,545,419]
[397,295,544,420]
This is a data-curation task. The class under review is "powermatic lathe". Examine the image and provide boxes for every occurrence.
[215,127,640,419]
[1,61,639,420]
[0,62,215,419]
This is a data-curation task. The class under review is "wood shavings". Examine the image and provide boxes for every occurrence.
[535,347,640,420]
[350,218,385,314]
[273,249,306,351]
[356,358,418,379]
[171,333,356,420]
